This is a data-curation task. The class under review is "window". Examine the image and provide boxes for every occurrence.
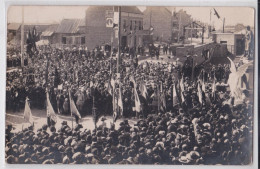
[139,21,142,30]
[81,37,85,44]
[130,20,132,30]
[123,20,127,29]
[62,37,66,44]
[134,21,137,30]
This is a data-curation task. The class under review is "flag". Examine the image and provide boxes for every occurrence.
[202,75,206,92]
[118,84,123,116]
[179,76,184,92]
[197,82,203,104]
[178,78,185,103]
[213,8,220,19]
[139,81,148,99]
[113,85,123,122]
[111,78,115,89]
[130,76,142,113]
[105,80,113,95]
[172,83,179,106]
[159,91,166,112]
[134,86,142,113]
[69,92,81,119]
[181,91,185,103]
[112,86,117,122]
[23,98,33,124]
[46,92,57,123]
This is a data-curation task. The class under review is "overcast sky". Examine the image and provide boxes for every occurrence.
[8,6,255,30]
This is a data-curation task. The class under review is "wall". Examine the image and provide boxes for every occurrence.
[212,33,235,55]
[85,6,144,50]
[143,7,172,42]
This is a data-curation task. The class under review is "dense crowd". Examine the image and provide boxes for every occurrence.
[6,45,231,118]
[5,96,252,164]
[5,44,253,164]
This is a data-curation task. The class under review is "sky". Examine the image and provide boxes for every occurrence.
[7,6,255,30]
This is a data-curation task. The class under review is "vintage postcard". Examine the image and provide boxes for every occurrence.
[5,6,255,164]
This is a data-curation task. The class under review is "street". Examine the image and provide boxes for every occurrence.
[6,109,138,133]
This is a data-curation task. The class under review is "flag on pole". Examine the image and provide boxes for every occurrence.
[213,8,220,19]
[181,91,185,103]
[179,76,184,93]
[112,86,117,122]
[46,92,57,123]
[118,84,123,116]
[172,83,179,106]
[202,78,206,92]
[23,98,33,124]
[139,81,148,99]
[160,91,166,112]
[197,82,203,104]
[113,84,123,122]
[134,86,142,113]
[69,92,81,119]
[106,81,113,95]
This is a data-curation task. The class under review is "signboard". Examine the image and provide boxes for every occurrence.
[113,12,119,25]
[106,18,113,27]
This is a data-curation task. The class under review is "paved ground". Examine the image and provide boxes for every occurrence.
[6,109,138,133]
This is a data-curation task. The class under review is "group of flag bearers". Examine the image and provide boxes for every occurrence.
[23,74,217,130]
[23,56,252,130]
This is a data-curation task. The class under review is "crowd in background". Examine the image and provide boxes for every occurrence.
[6,45,231,117]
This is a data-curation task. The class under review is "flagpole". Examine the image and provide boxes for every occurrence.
[117,6,121,73]
[21,6,24,68]
[69,91,74,130]
[157,84,160,113]
[72,115,73,130]
[222,18,225,33]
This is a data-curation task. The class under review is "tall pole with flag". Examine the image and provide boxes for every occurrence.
[21,6,24,68]
[24,97,33,125]
[117,6,121,73]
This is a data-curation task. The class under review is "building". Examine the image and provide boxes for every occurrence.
[172,9,193,43]
[212,32,245,56]
[7,23,49,45]
[85,6,145,50]
[143,7,173,42]
[40,24,59,44]
[7,23,21,44]
[51,19,86,47]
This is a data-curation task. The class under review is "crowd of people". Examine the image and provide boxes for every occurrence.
[5,95,252,164]
[5,44,253,164]
[6,45,231,117]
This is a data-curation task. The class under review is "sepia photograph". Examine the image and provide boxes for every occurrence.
[5,5,255,165]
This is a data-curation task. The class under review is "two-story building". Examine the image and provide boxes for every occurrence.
[85,6,146,50]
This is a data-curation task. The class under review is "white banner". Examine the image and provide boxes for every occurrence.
[113,12,119,25]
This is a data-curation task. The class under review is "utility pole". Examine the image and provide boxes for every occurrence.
[117,6,121,73]
[178,11,182,43]
[149,10,152,35]
[222,18,225,33]
[21,6,24,68]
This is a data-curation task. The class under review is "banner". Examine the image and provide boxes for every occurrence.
[69,92,81,119]
[23,98,33,124]
[46,92,57,123]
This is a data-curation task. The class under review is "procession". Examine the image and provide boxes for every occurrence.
[5,6,254,165]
